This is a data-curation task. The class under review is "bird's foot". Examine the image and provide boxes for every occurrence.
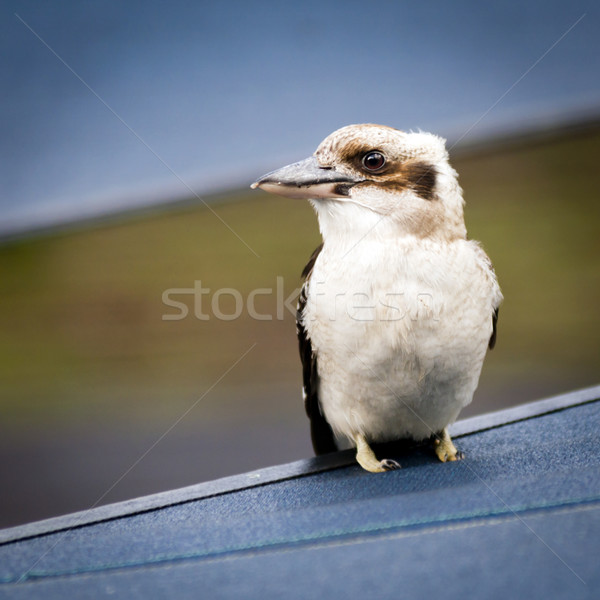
[380,458,402,471]
[354,434,401,473]
[433,428,464,462]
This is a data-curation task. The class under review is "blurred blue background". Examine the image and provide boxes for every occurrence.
[1,0,598,235]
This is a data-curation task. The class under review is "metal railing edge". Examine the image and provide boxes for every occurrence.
[1,383,598,546]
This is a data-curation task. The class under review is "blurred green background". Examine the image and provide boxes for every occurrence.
[1,124,599,527]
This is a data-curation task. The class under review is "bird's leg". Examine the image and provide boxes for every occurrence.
[353,433,401,473]
[433,428,465,462]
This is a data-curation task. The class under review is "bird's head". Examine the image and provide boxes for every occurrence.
[252,124,466,242]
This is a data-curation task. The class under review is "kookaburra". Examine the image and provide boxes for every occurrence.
[252,124,502,473]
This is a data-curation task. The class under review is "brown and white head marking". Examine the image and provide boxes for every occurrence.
[253,123,467,242]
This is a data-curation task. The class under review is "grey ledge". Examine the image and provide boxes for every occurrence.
[1,383,599,546]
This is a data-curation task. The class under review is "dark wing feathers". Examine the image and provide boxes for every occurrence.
[470,244,500,351]
[489,307,499,349]
[297,243,337,455]
[301,242,323,278]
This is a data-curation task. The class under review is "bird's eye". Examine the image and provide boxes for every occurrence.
[362,151,386,171]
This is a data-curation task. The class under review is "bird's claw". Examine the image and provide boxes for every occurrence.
[434,428,464,463]
[437,449,465,462]
[354,434,401,473]
[381,458,402,471]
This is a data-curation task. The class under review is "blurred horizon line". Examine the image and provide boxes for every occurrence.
[2,104,599,247]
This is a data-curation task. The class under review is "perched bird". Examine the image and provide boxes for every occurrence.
[252,124,502,473]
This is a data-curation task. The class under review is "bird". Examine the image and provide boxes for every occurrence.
[251,124,502,473]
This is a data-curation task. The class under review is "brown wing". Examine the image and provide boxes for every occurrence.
[297,243,337,455]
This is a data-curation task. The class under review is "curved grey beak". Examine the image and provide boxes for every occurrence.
[251,156,363,199]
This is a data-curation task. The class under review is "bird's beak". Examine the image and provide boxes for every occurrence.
[251,156,363,199]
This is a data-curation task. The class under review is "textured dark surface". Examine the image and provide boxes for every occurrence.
[1,387,599,599]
